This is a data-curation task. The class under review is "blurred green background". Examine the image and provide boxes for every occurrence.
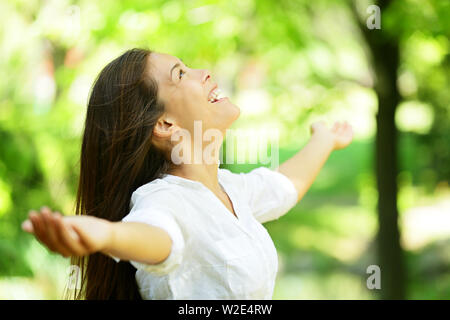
[0,0,449,299]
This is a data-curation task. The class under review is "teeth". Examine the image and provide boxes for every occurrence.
[215,88,224,99]
[208,88,225,103]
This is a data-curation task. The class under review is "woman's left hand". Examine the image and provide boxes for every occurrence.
[310,121,353,150]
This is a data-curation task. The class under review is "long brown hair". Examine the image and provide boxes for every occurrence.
[65,48,172,299]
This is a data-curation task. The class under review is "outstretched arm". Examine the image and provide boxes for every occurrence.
[21,207,172,265]
[278,121,353,203]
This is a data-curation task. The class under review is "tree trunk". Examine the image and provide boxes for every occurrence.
[351,0,406,299]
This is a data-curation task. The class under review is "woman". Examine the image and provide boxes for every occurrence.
[21,48,353,300]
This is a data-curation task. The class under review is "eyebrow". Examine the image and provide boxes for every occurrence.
[170,62,180,80]
[169,59,186,81]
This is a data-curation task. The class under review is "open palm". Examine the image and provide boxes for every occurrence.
[311,121,353,150]
[22,207,112,258]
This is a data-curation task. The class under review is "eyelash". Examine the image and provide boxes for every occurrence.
[179,69,185,79]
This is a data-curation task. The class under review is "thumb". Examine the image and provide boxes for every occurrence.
[67,226,81,242]
[60,217,81,242]
[22,219,34,233]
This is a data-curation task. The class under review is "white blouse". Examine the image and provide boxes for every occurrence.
[111,166,298,300]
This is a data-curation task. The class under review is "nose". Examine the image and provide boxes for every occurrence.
[202,70,211,83]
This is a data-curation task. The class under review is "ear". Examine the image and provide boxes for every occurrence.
[153,115,180,139]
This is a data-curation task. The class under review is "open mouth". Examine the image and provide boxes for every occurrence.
[208,87,227,103]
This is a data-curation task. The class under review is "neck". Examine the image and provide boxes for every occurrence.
[168,161,221,193]
[166,135,224,193]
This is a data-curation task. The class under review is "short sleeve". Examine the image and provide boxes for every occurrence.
[238,167,298,223]
[109,208,185,276]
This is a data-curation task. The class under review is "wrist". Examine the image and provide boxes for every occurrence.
[101,220,116,254]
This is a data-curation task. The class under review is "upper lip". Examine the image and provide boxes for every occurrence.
[207,84,218,101]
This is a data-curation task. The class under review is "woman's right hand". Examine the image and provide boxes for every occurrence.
[21,207,114,258]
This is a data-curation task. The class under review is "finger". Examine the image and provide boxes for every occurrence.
[21,219,34,233]
[43,211,77,257]
[346,125,353,137]
[54,212,86,256]
[40,210,61,253]
[342,121,349,130]
[343,122,353,136]
[341,123,353,143]
[45,212,75,257]
[348,123,354,134]
[334,121,345,134]
[36,211,65,255]
[40,205,50,211]
[40,206,53,216]
[53,213,87,256]
[29,213,59,253]
[46,213,76,258]
[332,122,339,132]
[29,211,48,243]
[337,122,345,135]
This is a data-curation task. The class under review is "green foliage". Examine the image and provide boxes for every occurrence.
[0,0,448,299]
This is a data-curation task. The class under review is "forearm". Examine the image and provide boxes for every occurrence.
[101,221,172,265]
[278,133,334,202]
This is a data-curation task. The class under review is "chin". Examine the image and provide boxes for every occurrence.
[214,101,240,131]
[228,101,241,121]
[225,108,240,131]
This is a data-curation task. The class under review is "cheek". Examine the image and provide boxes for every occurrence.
[181,84,208,112]
[186,82,206,102]
[171,90,208,126]
[166,83,215,128]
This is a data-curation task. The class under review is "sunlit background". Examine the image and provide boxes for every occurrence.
[0,0,449,299]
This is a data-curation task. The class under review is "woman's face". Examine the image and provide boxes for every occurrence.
[148,52,240,137]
